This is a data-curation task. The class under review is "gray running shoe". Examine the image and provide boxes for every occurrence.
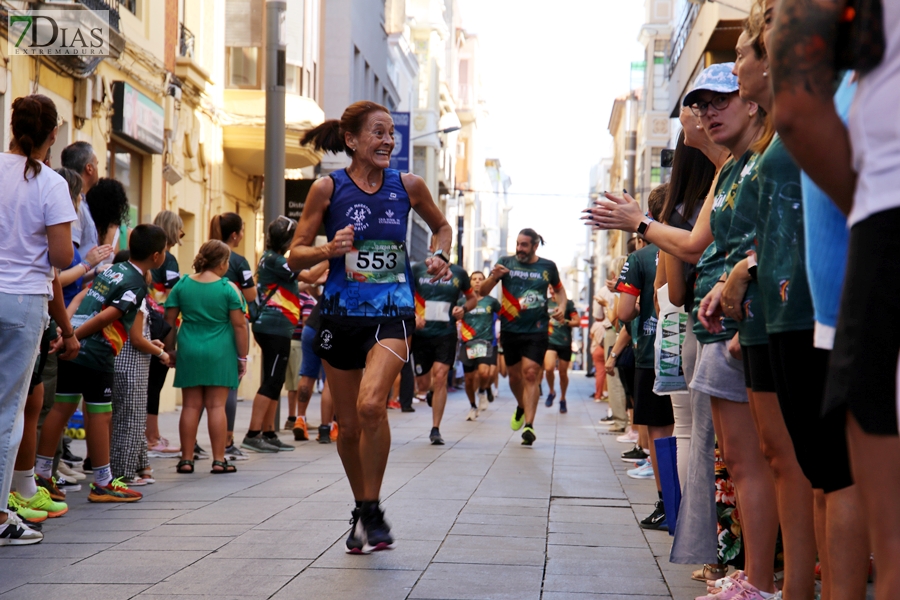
[224,443,249,461]
[264,436,295,452]
[240,435,279,453]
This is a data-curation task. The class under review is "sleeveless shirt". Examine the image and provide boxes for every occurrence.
[320,168,415,322]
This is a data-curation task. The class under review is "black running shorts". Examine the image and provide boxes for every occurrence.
[741,344,776,393]
[548,343,573,363]
[632,367,674,427]
[316,317,414,371]
[825,208,900,435]
[412,333,458,376]
[459,342,497,373]
[56,360,114,413]
[500,331,549,367]
[770,330,853,493]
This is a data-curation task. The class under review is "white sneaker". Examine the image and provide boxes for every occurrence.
[466,407,478,421]
[616,429,639,444]
[0,512,43,545]
[477,391,489,413]
[58,462,86,481]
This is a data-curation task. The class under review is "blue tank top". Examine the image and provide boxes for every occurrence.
[320,168,415,322]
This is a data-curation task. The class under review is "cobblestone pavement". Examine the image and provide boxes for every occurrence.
[2,372,710,600]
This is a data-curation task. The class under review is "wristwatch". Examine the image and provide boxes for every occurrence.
[637,216,653,238]
[431,250,449,264]
[609,351,618,359]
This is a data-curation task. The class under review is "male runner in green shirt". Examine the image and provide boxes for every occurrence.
[481,229,566,445]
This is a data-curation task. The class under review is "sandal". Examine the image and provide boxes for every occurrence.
[176,459,194,474]
[691,564,728,582]
[210,460,236,474]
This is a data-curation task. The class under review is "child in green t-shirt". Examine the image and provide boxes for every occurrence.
[35,225,168,503]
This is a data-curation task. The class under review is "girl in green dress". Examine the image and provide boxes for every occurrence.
[164,241,249,474]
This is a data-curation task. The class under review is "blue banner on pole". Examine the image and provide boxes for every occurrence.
[390,111,410,172]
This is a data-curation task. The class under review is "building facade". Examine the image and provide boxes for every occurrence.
[1,0,325,411]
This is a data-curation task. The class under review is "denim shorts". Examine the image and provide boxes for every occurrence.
[690,339,748,403]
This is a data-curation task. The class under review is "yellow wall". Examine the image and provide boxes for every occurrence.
[2,0,266,410]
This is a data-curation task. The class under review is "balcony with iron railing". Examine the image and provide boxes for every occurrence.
[666,2,700,78]
[76,0,121,32]
[179,23,195,58]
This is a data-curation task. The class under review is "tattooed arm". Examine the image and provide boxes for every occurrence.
[769,0,855,215]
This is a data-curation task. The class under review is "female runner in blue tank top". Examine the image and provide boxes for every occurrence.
[291,102,452,554]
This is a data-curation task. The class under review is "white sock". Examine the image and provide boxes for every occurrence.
[12,469,38,498]
[35,455,54,479]
[93,464,112,487]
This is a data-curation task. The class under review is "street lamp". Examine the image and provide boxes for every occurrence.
[410,126,461,141]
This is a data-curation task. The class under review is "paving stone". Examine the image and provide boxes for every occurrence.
[147,558,312,596]
[34,550,208,584]
[410,563,543,600]
[542,572,671,596]
[270,567,419,600]
[0,584,151,599]
[432,533,545,566]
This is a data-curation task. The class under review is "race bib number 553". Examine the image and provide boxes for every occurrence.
[345,240,407,284]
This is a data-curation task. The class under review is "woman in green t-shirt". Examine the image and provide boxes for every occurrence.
[719,6,866,599]
[164,241,249,474]
[589,62,781,597]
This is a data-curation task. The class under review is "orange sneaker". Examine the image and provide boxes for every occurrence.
[87,478,142,503]
[330,421,339,442]
[34,474,65,501]
[387,400,401,410]
[292,417,309,441]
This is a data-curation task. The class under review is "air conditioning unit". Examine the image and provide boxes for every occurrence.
[75,78,92,120]
[162,164,183,185]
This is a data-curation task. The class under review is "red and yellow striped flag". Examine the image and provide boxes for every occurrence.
[499,288,521,322]
[101,320,128,356]
[460,320,477,342]
[415,292,426,319]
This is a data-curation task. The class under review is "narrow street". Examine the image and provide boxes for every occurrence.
[2,374,705,600]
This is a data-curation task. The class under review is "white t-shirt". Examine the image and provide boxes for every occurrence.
[0,154,78,295]
[848,2,900,227]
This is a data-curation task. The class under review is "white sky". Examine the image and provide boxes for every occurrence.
[456,0,646,269]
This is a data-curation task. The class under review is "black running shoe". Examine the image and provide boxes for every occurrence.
[621,445,649,463]
[429,427,444,445]
[360,502,394,553]
[639,500,668,531]
[61,439,83,467]
[345,508,366,554]
[401,406,416,412]
[521,426,536,446]
[486,387,494,403]
[317,424,332,444]
[426,391,433,407]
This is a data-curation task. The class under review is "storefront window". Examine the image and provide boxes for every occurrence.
[107,142,144,249]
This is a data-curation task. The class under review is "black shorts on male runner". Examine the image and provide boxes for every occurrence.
[459,343,497,373]
[548,343,573,363]
[500,331,549,367]
[412,333,457,376]
[316,316,414,371]
[28,328,52,395]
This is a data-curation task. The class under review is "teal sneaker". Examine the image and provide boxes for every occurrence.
[510,410,525,431]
